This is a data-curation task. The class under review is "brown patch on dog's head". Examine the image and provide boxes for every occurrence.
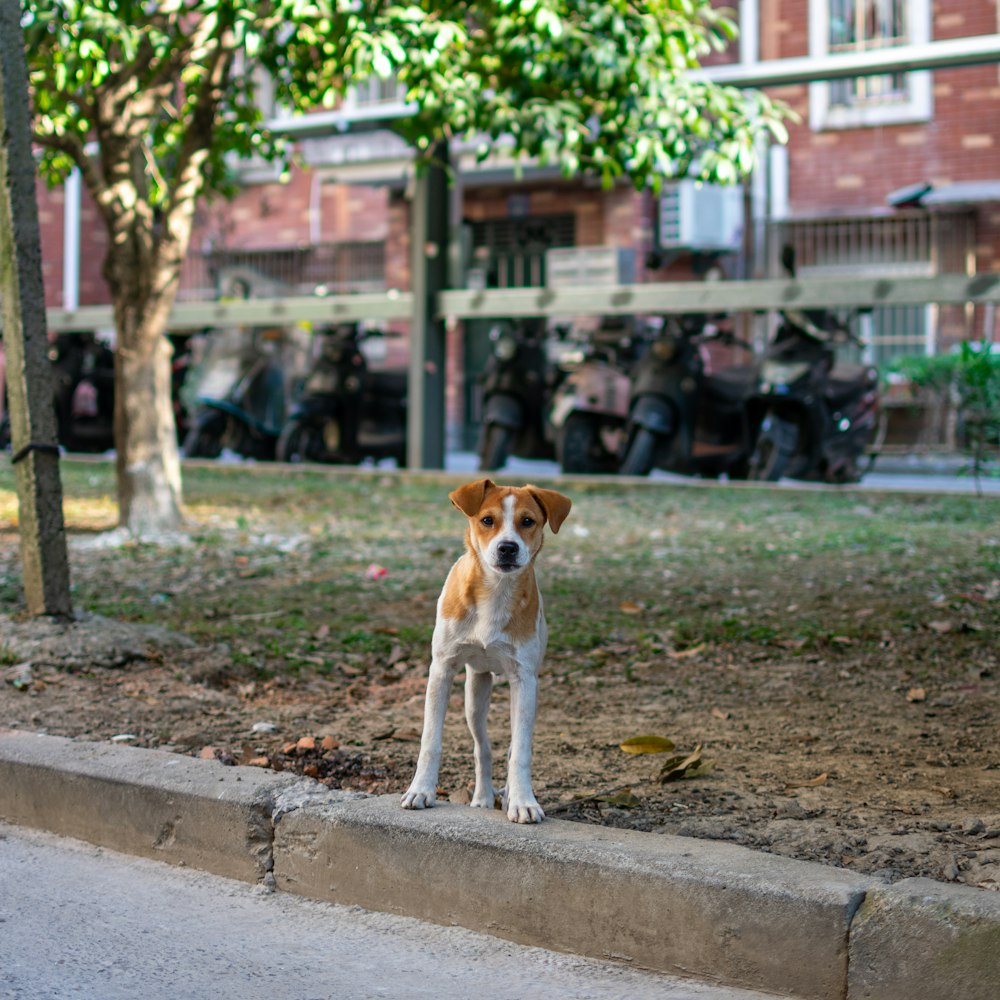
[448,478,496,518]
[525,485,572,534]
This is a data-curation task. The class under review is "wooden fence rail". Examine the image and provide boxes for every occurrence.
[30,272,1000,334]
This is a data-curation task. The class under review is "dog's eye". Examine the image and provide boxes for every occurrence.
[521,516,535,527]
[481,516,494,527]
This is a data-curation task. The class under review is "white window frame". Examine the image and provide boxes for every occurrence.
[342,75,406,110]
[808,0,933,130]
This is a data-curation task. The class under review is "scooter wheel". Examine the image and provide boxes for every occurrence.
[619,428,657,477]
[559,415,604,474]
[479,424,513,471]
[277,420,323,463]
[182,412,225,459]
[750,416,796,482]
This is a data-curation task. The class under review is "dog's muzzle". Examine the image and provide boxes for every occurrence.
[495,540,522,571]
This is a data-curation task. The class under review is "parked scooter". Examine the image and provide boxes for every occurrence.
[50,331,116,453]
[748,248,881,483]
[477,318,561,470]
[548,317,637,474]
[276,323,407,466]
[619,314,759,478]
[182,326,308,461]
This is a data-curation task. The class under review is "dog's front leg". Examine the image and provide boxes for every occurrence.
[465,667,496,809]
[401,656,456,810]
[504,665,544,823]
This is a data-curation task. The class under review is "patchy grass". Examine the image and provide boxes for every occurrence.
[2,460,998,672]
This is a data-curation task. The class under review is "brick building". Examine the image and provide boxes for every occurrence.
[31,1,1000,444]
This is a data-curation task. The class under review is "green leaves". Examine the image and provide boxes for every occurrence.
[22,0,787,249]
[330,0,788,184]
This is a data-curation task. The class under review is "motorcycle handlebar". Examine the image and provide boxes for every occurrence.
[781,309,864,348]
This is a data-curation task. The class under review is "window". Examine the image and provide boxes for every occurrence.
[809,0,932,129]
[344,75,406,109]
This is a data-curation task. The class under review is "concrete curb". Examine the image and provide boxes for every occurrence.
[2,730,999,1000]
[0,728,299,882]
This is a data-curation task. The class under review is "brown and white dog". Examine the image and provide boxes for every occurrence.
[401,479,572,824]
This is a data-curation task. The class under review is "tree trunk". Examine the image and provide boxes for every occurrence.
[107,240,185,535]
[114,326,183,534]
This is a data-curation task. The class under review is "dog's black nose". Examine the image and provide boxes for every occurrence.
[497,541,520,562]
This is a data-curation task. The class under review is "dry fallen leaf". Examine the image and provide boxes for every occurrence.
[668,642,706,659]
[906,687,927,703]
[620,735,676,755]
[596,790,642,809]
[786,772,829,789]
[619,601,643,615]
[777,638,808,650]
[658,744,716,783]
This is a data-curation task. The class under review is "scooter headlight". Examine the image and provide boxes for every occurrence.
[493,334,518,362]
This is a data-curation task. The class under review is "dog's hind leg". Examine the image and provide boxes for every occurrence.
[465,667,496,809]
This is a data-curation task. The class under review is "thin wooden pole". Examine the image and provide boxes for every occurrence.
[0,0,73,617]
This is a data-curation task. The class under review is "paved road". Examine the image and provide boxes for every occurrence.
[0,824,780,1000]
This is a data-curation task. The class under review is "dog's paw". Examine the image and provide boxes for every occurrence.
[469,786,498,810]
[401,786,436,810]
[506,797,545,824]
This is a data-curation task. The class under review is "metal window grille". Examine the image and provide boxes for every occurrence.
[828,0,910,107]
[178,241,386,301]
[469,215,576,289]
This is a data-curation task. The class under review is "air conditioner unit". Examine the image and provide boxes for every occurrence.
[658,181,744,252]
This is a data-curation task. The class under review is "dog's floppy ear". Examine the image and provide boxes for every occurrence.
[527,486,572,534]
[449,479,495,517]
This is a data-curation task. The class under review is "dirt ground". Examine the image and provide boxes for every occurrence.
[1,467,998,891]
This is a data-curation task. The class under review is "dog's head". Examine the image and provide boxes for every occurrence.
[449,479,572,575]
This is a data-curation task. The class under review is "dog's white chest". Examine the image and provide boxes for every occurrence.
[434,572,543,675]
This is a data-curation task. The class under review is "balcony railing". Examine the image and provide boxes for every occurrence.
[769,209,975,277]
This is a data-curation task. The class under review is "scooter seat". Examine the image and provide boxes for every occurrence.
[704,367,758,405]
[368,370,407,397]
[826,364,875,408]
